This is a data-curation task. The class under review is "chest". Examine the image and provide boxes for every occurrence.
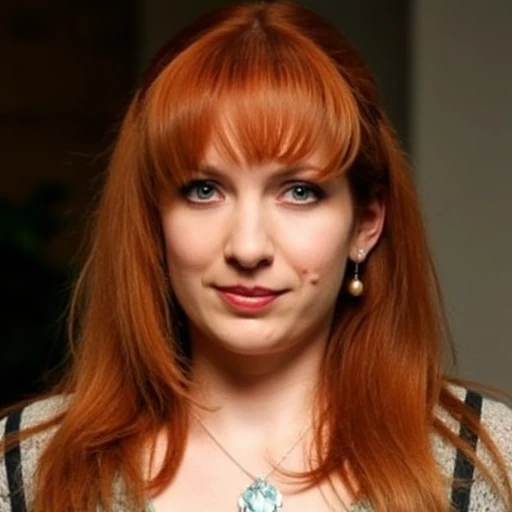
[149,445,358,512]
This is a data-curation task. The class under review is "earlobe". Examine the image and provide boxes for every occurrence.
[351,199,386,258]
[347,202,384,297]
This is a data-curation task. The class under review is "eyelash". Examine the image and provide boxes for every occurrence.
[180,180,221,202]
[280,182,325,204]
[179,180,325,205]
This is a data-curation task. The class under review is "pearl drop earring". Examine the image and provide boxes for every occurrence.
[348,249,366,297]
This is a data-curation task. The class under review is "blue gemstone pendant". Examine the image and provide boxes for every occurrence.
[238,477,283,512]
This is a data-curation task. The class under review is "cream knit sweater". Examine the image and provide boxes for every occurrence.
[1,389,511,511]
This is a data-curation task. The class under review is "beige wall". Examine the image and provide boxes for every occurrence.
[412,1,512,389]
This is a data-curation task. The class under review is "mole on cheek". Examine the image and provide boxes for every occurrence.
[302,269,320,285]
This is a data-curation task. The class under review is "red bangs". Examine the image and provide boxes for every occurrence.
[140,17,362,189]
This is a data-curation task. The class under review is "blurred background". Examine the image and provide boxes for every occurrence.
[1,0,510,409]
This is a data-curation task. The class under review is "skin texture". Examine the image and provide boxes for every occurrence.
[153,140,385,511]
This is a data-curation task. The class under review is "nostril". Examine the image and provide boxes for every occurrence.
[225,254,273,272]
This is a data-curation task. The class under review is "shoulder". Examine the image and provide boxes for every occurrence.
[0,395,69,508]
[479,394,512,452]
[472,393,512,511]
[0,394,69,432]
[433,385,512,511]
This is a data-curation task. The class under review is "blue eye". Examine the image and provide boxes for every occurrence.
[181,180,221,202]
[281,183,324,204]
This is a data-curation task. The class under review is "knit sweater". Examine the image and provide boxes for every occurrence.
[1,389,511,511]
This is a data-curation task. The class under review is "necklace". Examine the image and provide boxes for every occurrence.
[193,414,311,512]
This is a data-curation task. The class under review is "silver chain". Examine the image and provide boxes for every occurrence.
[192,413,311,482]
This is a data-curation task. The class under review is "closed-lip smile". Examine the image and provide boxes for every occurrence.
[215,285,283,296]
[214,285,286,311]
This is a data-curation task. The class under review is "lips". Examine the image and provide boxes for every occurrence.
[214,285,285,311]
[216,285,282,296]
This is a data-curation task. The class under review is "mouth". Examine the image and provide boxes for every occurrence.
[214,285,286,312]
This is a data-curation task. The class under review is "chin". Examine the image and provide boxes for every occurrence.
[189,318,301,358]
[215,335,287,357]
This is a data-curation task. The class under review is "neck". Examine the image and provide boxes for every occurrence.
[187,327,325,439]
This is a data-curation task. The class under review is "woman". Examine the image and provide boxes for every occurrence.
[1,2,511,511]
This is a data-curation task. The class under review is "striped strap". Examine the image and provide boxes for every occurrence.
[4,409,27,512]
[451,389,483,512]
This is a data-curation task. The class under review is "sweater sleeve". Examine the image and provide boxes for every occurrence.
[469,396,512,512]
[0,396,68,511]
[0,414,11,510]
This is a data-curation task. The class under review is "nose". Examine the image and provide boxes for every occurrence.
[223,200,274,270]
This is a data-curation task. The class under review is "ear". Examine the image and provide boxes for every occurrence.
[349,196,385,261]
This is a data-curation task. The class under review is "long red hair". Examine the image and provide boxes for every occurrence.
[2,2,511,511]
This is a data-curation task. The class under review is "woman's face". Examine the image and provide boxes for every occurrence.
[160,141,383,359]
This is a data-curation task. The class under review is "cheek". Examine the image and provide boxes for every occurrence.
[279,214,352,281]
[161,210,222,274]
